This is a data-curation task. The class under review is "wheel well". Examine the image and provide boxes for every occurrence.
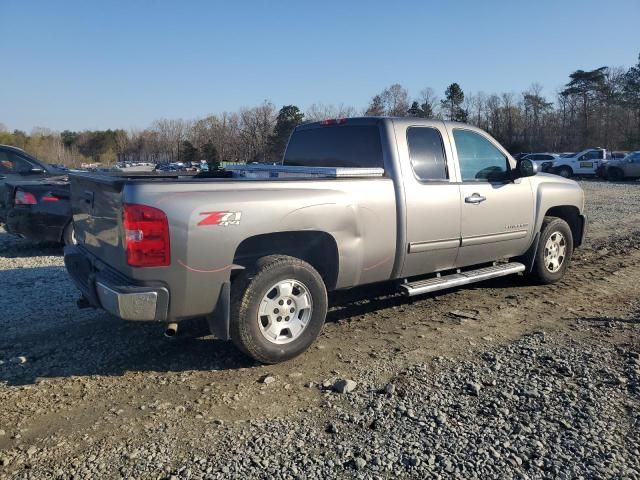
[557,165,573,173]
[544,206,581,245]
[233,231,339,290]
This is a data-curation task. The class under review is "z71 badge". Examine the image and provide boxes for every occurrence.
[198,211,242,226]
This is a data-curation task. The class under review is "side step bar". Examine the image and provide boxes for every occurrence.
[400,262,525,297]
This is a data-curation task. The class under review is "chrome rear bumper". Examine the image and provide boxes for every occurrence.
[64,245,170,321]
[95,282,167,321]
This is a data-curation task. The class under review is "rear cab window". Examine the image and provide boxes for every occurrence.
[406,127,448,181]
[283,125,383,169]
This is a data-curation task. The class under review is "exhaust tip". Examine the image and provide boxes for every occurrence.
[164,322,178,338]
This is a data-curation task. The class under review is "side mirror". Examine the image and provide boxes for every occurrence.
[515,158,538,179]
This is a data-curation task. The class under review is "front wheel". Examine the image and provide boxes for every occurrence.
[556,166,572,178]
[530,217,573,284]
[230,255,328,364]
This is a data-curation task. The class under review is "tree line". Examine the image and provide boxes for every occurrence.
[1,53,639,167]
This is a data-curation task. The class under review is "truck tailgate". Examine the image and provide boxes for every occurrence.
[70,173,128,271]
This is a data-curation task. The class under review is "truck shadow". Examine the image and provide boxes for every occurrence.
[0,233,62,259]
[0,266,531,387]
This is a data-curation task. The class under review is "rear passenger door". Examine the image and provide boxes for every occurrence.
[447,127,534,268]
[397,121,461,277]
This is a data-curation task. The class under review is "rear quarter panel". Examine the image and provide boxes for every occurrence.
[125,178,396,320]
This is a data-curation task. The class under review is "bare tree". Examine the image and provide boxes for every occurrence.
[306,103,357,122]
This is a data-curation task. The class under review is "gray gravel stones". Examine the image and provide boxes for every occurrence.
[333,379,357,394]
[18,329,634,480]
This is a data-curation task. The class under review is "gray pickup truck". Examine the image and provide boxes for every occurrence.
[64,117,586,363]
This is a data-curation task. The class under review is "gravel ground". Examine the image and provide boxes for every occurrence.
[1,179,640,479]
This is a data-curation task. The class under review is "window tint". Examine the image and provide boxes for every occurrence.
[0,151,33,174]
[452,129,509,182]
[406,127,448,180]
[581,150,603,161]
[284,126,383,169]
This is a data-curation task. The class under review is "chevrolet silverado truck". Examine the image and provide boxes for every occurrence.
[64,118,586,363]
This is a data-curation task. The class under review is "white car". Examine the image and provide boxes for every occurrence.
[551,149,607,178]
[521,153,559,172]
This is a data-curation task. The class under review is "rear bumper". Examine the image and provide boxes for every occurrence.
[64,245,169,321]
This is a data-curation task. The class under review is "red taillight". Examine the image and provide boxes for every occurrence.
[15,189,37,205]
[41,193,59,202]
[123,203,170,267]
[320,118,347,126]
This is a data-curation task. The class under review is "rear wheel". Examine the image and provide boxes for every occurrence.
[531,217,573,284]
[557,166,573,178]
[62,222,76,246]
[230,255,328,363]
[607,168,624,181]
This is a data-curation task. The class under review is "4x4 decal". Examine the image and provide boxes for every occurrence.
[198,211,242,226]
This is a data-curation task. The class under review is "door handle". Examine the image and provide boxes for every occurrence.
[465,193,486,204]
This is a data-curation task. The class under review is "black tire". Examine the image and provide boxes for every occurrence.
[531,217,573,284]
[62,222,76,246]
[607,168,623,181]
[230,255,328,364]
[556,166,572,178]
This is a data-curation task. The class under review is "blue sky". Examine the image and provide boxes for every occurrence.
[2,0,638,132]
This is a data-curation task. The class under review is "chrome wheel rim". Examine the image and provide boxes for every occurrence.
[559,169,570,178]
[544,231,566,273]
[258,279,313,345]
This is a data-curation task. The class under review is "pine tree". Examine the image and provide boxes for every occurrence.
[365,95,385,116]
[202,142,219,171]
[268,105,304,161]
[181,140,198,164]
[441,83,467,121]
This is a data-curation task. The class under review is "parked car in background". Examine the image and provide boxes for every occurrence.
[0,145,64,221]
[65,117,586,364]
[521,153,558,172]
[551,148,607,178]
[4,177,75,245]
[598,151,640,181]
[611,151,629,160]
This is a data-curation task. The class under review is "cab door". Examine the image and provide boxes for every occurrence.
[396,121,461,278]
[575,150,603,174]
[626,152,640,177]
[446,126,534,268]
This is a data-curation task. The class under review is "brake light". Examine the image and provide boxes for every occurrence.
[320,118,347,126]
[123,203,170,267]
[41,193,59,202]
[15,189,37,205]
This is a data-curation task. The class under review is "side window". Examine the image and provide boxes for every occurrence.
[0,151,33,174]
[406,127,448,181]
[581,150,602,161]
[452,129,509,182]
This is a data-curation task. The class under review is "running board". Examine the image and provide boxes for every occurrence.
[400,262,526,297]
